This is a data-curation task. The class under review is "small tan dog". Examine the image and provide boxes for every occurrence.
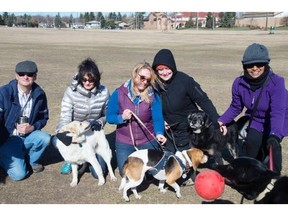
[119,148,208,201]
[51,120,117,187]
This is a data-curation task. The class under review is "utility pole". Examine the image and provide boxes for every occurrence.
[196,12,199,30]
[265,12,268,31]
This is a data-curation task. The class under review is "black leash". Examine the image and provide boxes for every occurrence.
[165,126,179,152]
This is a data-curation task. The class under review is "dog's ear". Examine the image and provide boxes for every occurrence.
[60,122,80,136]
[56,132,73,146]
[69,124,80,136]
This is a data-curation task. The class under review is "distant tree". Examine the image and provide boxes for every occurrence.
[96,12,106,28]
[89,12,95,21]
[83,12,90,22]
[117,12,122,21]
[105,19,116,29]
[69,14,73,27]
[281,16,288,26]
[46,15,54,27]
[0,15,4,25]
[7,13,16,27]
[55,13,62,28]
[3,12,9,25]
[219,12,236,28]
[134,12,145,29]
[206,12,216,29]
[185,16,194,28]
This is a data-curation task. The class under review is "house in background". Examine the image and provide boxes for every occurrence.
[172,12,220,29]
[143,12,173,30]
[143,12,220,30]
[85,20,100,29]
[236,12,288,28]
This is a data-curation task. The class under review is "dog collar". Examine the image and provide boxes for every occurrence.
[71,141,83,147]
[255,178,276,202]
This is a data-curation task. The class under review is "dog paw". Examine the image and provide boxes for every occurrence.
[159,188,167,193]
[70,181,78,187]
[135,194,142,200]
[111,176,117,181]
[123,196,130,202]
[176,193,182,198]
[98,177,105,186]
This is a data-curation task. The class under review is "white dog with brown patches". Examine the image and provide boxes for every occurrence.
[51,120,117,187]
[119,148,208,201]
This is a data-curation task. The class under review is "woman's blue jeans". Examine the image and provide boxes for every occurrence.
[116,140,162,177]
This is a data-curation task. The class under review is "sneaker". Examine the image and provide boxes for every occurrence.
[31,164,44,173]
[61,162,72,175]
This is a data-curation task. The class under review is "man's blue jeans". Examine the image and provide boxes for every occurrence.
[0,130,50,181]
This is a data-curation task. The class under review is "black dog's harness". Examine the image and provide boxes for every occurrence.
[255,178,277,202]
[149,151,186,176]
[240,178,277,204]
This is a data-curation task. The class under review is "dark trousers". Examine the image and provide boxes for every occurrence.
[243,128,282,174]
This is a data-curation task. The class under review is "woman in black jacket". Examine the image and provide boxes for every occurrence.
[152,49,220,153]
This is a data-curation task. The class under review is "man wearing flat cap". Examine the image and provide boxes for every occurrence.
[0,60,51,181]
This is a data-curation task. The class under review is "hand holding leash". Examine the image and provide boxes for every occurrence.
[218,121,227,136]
[156,134,167,145]
[122,109,132,120]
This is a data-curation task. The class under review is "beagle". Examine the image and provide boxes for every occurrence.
[119,148,208,201]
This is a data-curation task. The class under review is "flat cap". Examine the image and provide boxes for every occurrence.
[15,60,38,73]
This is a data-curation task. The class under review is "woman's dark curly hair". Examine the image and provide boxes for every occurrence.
[77,58,101,88]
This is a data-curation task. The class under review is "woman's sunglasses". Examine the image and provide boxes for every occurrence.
[245,63,266,69]
[137,73,151,83]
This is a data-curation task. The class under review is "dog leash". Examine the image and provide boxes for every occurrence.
[165,126,179,152]
[129,111,164,151]
[128,119,139,151]
[269,145,273,171]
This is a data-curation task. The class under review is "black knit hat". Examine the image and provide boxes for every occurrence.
[242,43,270,65]
[15,60,38,74]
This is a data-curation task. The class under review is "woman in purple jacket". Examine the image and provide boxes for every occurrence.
[106,62,167,176]
[218,43,288,174]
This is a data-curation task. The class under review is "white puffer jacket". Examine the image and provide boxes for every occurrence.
[56,75,110,131]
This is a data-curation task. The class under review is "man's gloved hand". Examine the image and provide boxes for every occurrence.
[266,135,280,151]
[88,120,103,131]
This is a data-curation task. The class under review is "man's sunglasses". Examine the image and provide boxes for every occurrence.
[17,73,34,77]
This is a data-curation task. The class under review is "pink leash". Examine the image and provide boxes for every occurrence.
[269,145,273,171]
[128,111,163,150]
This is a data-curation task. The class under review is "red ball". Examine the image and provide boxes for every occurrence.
[194,169,225,200]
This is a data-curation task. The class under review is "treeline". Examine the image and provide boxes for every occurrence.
[0,12,145,29]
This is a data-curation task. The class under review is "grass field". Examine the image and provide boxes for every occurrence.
[0,27,288,205]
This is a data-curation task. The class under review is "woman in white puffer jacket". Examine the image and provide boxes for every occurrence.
[56,57,110,176]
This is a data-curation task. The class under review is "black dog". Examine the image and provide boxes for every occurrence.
[187,110,238,164]
[213,157,288,204]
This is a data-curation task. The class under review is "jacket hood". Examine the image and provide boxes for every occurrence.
[152,49,177,74]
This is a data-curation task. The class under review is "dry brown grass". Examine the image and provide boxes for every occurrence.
[0,27,288,205]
